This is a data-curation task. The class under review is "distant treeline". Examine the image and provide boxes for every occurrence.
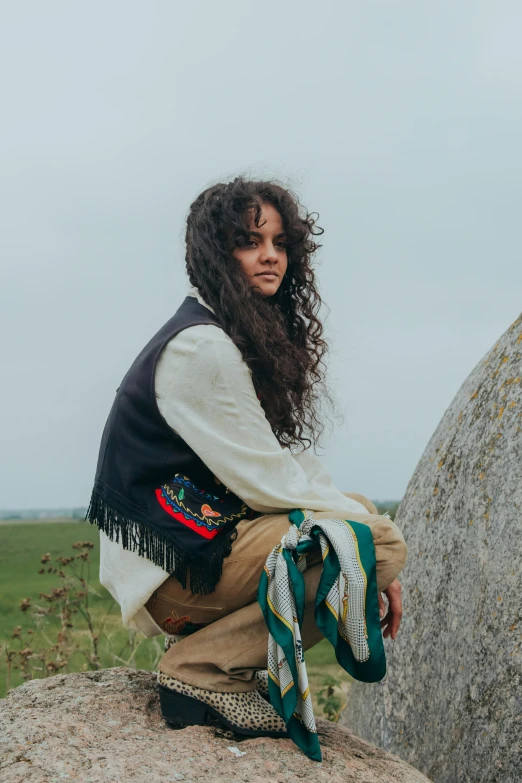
[1,503,401,522]
[0,508,88,521]
[374,501,401,521]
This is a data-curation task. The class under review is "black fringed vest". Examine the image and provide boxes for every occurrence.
[85,296,253,594]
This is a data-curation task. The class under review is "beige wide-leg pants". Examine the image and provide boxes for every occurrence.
[145,494,407,692]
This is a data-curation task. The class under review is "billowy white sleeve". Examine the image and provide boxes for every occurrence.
[155,325,367,518]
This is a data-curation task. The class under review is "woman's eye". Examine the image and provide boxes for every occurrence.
[234,237,255,248]
[236,237,286,250]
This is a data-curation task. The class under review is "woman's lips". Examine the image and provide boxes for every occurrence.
[256,272,278,278]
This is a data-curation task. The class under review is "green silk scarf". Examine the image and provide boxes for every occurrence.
[257,509,386,761]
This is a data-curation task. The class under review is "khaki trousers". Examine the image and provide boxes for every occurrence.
[145,494,407,692]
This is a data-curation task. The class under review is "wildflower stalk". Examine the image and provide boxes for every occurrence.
[2,538,163,694]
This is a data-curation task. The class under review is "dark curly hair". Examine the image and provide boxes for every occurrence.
[185,176,331,450]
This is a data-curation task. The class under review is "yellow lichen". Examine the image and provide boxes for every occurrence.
[498,407,505,420]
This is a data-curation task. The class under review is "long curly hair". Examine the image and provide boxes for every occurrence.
[185,176,331,450]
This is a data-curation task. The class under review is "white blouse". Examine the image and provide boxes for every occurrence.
[99,286,368,637]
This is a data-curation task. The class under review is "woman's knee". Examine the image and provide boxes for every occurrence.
[312,505,408,591]
[373,518,408,591]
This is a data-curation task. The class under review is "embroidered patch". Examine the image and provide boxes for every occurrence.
[161,614,191,634]
[155,474,248,539]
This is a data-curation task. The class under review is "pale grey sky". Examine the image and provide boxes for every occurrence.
[1,1,521,509]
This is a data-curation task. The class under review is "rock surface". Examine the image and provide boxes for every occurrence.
[342,314,522,782]
[0,667,430,783]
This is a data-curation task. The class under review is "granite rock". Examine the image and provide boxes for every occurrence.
[0,666,430,782]
[342,314,522,782]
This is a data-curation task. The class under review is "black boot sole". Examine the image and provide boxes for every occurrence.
[157,683,288,738]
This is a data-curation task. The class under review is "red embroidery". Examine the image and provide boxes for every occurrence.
[155,489,221,539]
[155,475,248,538]
[161,614,190,634]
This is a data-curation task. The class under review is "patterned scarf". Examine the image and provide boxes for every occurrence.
[257,508,386,761]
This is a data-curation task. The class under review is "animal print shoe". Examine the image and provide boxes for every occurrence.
[254,669,269,699]
[157,671,288,738]
[164,633,186,651]
[164,636,270,700]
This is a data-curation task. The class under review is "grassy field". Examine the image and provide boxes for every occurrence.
[0,520,351,716]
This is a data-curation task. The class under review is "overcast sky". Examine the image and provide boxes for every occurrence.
[1,1,521,509]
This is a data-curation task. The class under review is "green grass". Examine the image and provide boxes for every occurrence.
[375,501,400,520]
[0,521,164,698]
[0,520,351,715]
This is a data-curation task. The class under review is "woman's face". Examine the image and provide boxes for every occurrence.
[232,202,288,297]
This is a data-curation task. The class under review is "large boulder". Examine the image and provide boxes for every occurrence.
[342,314,522,782]
[0,667,430,783]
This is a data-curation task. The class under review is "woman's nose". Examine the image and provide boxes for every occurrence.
[260,242,278,263]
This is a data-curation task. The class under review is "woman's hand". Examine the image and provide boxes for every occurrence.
[378,578,403,640]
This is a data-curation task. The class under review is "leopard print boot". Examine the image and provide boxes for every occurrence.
[157,670,287,738]
[254,669,269,699]
[164,633,186,651]
[164,635,270,701]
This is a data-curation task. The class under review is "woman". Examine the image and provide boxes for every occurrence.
[87,176,407,739]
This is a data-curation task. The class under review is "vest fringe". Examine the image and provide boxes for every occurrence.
[85,487,238,595]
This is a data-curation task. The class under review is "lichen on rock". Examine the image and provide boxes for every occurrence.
[342,313,522,783]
